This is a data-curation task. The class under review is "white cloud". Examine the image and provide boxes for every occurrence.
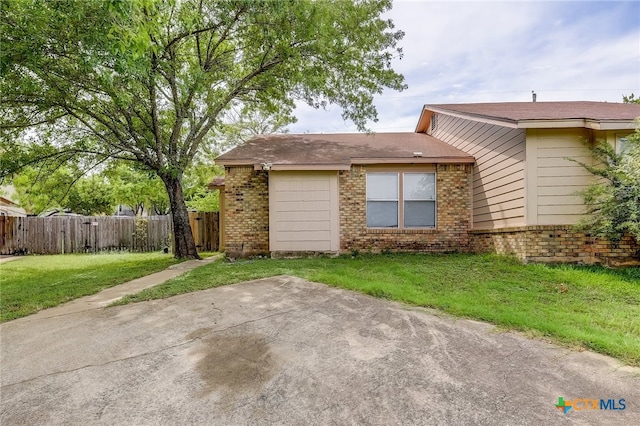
[290,1,640,134]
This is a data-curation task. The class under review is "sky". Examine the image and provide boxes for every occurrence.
[289,0,640,134]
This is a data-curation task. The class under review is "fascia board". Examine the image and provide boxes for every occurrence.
[425,106,519,129]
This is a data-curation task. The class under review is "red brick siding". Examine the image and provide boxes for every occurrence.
[470,226,640,266]
[339,164,473,253]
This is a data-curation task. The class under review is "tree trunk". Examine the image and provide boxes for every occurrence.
[161,174,201,259]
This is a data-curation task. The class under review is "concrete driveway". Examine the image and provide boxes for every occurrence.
[1,275,638,425]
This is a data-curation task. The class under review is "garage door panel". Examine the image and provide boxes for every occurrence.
[275,230,332,241]
[272,240,332,251]
[276,200,332,212]
[273,189,331,202]
[276,178,332,191]
[277,210,331,221]
[270,172,338,252]
[274,220,332,232]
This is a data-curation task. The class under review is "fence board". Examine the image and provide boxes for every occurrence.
[188,211,219,252]
[0,213,218,255]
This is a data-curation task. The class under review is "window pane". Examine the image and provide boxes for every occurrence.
[618,138,629,155]
[404,173,435,200]
[404,200,435,227]
[367,201,398,227]
[367,173,398,200]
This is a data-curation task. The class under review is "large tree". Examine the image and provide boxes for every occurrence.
[0,0,406,258]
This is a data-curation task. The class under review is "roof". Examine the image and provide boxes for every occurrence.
[415,101,640,132]
[215,133,475,170]
[207,176,225,190]
[0,196,19,207]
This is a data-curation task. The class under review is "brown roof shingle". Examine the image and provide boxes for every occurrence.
[425,101,640,123]
[207,176,225,190]
[216,133,474,168]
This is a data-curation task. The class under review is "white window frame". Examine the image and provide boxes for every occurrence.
[366,172,399,228]
[366,171,437,229]
[403,172,437,228]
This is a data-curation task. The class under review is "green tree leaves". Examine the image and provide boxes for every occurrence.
[1,0,406,257]
[573,122,640,245]
[12,166,113,216]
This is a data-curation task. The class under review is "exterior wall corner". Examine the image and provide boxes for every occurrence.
[223,166,269,257]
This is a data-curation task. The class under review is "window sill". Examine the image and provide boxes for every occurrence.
[366,228,438,234]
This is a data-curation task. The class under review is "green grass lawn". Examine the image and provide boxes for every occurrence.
[116,253,640,366]
[0,252,180,322]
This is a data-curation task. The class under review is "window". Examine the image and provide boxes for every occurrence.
[404,173,436,227]
[366,172,436,228]
[617,137,629,155]
[366,173,398,227]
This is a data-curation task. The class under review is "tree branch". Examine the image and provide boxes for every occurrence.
[184,56,285,161]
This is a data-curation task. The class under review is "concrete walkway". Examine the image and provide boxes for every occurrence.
[13,254,222,322]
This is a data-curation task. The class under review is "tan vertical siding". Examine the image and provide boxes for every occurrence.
[527,128,593,225]
[430,114,526,229]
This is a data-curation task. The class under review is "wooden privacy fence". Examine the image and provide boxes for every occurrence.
[0,212,219,255]
[188,211,220,252]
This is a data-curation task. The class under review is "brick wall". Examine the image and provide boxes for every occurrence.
[339,164,473,253]
[223,166,269,257]
[222,163,639,265]
[470,226,640,266]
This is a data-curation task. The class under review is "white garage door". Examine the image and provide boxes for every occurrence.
[269,172,339,252]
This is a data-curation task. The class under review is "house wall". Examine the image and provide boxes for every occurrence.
[222,163,638,265]
[339,164,473,253]
[219,190,225,250]
[470,226,640,266]
[224,166,269,257]
[524,128,594,226]
[0,203,27,217]
[429,114,527,230]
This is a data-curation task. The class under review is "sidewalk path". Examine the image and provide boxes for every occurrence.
[14,254,222,322]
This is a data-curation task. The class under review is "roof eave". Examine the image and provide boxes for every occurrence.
[214,159,253,167]
[589,119,637,131]
[414,107,432,133]
[252,164,351,171]
[218,157,475,169]
[516,118,638,130]
[516,119,588,129]
[0,197,19,206]
[420,105,519,129]
[351,157,475,164]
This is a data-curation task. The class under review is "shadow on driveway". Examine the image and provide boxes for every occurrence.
[1,275,638,425]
